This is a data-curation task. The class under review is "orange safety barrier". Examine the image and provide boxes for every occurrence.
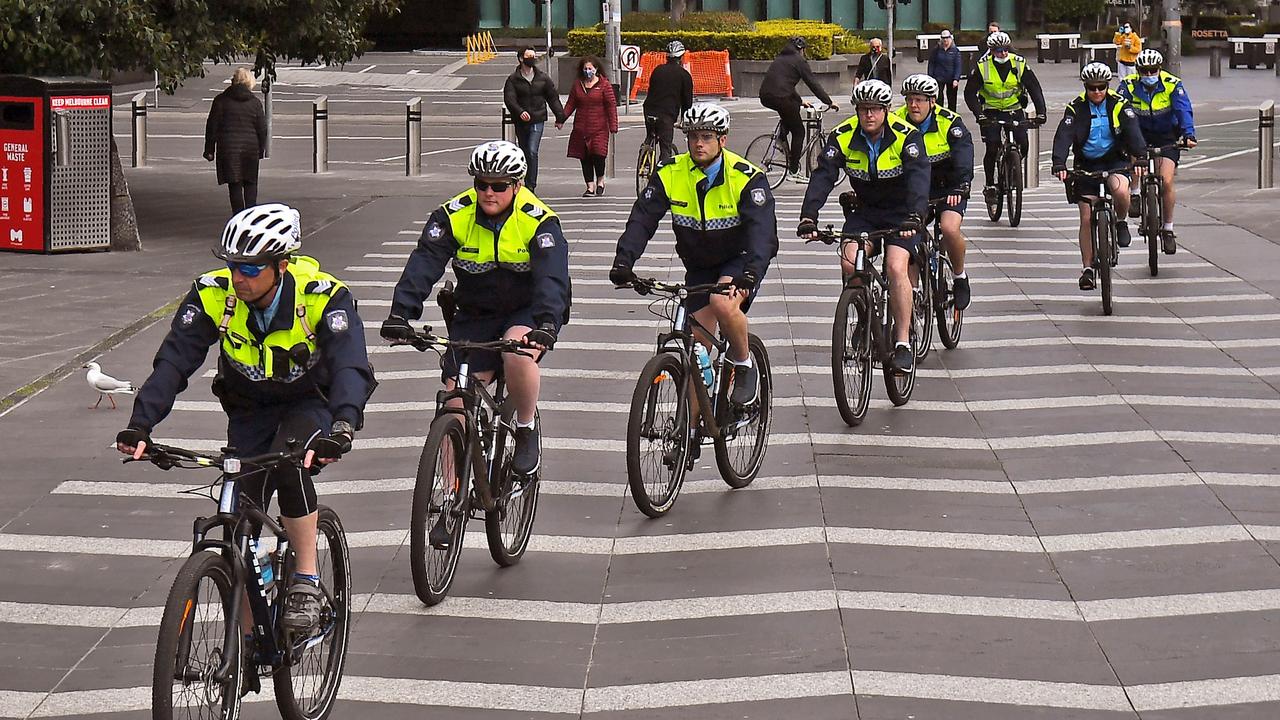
[630,50,734,101]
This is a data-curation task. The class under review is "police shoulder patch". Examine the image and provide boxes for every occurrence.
[179,304,201,328]
[906,144,921,158]
[325,309,350,333]
[427,222,444,240]
[305,279,335,296]
[1064,116,1074,125]
[642,186,655,200]
[536,232,556,249]
[825,145,839,158]
[750,188,767,207]
[950,126,964,138]
[1124,108,1136,118]
[522,203,546,219]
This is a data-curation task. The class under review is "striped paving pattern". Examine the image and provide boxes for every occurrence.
[4,183,1280,720]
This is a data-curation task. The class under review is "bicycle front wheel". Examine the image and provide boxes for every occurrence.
[884,310,917,407]
[987,160,1005,222]
[1005,150,1023,227]
[831,286,873,426]
[745,133,788,190]
[274,506,351,720]
[410,414,470,606]
[626,353,692,517]
[714,333,772,488]
[485,407,540,565]
[935,251,963,349]
[914,245,934,361]
[1096,210,1114,316]
[153,551,242,720]
[1144,188,1161,276]
[635,145,655,197]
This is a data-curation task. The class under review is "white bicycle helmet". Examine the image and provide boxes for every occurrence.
[1080,62,1113,84]
[468,140,527,179]
[667,40,686,58]
[216,203,301,262]
[852,79,893,108]
[901,73,939,99]
[1136,49,1164,70]
[682,102,731,133]
[986,31,1012,49]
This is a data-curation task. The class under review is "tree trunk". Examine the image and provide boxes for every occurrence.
[109,139,142,251]
[671,0,686,26]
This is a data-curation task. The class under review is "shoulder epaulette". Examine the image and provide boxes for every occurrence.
[304,279,337,296]
[655,157,676,169]
[444,195,473,214]
[733,161,756,176]
[198,274,229,290]
[520,202,547,219]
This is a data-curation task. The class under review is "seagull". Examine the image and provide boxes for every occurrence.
[84,362,135,410]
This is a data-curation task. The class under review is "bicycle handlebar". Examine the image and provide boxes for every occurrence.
[124,442,307,473]
[616,278,734,297]
[805,224,914,246]
[393,327,539,359]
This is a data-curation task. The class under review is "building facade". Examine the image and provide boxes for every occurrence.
[479,0,1019,31]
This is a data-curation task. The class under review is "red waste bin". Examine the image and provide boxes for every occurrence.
[0,76,113,253]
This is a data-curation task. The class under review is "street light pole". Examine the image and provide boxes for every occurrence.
[604,0,622,85]
[1163,0,1182,76]
[887,0,896,82]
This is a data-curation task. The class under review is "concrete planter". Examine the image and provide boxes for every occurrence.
[556,54,858,100]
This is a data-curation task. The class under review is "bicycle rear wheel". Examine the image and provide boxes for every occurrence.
[626,353,691,517]
[635,144,656,197]
[1096,210,1114,316]
[884,308,917,406]
[831,286,873,426]
[714,334,772,488]
[805,137,823,178]
[934,251,963,349]
[914,244,934,361]
[1144,188,1161,276]
[274,506,350,720]
[745,133,788,190]
[1005,150,1023,227]
[153,551,242,720]
[409,414,469,606]
[485,407,540,565]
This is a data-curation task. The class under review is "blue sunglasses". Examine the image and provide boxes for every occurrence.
[227,261,270,278]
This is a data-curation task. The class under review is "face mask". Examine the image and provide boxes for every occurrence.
[872,48,882,54]
[583,68,596,79]
[521,57,536,67]
[1141,75,1159,86]
[1122,26,1131,34]
[994,54,1011,64]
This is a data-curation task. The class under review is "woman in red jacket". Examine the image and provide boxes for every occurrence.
[558,56,618,197]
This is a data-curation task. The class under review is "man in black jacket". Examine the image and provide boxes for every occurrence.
[643,41,694,161]
[503,47,567,192]
[854,38,893,85]
[759,37,837,181]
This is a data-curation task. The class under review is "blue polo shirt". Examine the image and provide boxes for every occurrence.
[1082,101,1114,160]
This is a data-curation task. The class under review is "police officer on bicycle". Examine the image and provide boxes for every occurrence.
[612,103,778,407]
[798,80,930,375]
[964,31,1047,210]
[894,73,976,311]
[643,40,694,162]
[117,203,375,635]
[1117,48,1197,254]
[1052,63,1147,291]
[380,141,571,477]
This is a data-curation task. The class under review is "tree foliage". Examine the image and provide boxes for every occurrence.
[1044,0,1106,24]
[0,0,400,91]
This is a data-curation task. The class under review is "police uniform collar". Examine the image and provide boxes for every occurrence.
[250,272,296,338]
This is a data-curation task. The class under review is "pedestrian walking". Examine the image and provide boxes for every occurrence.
[203,68,267,213]
[558,56,618,197]
[928,30,963,110]
[503,46,566,192]
[855,38,893,86]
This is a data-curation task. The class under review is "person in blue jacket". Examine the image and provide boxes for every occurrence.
[927,30,963,110]
[1117,48,1197,254]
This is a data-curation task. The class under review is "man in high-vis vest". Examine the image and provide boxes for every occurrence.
[964,31,1047,210]
[612,102,779,407]
[117,203,375,635]
[1117,48,1197,254]
[895,73,976,311]
[1052,63,1147,291]
[381,141,571,478]
[798,79,930,375]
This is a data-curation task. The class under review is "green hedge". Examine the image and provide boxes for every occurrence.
[567,29,836,60]
[618,11,751,32]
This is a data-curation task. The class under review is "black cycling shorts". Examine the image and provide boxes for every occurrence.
[440,307,537,382]
[684,254,767,315]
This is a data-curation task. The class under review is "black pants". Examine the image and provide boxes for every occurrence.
[226,399,330,518]
[645,113,677,161]
[979,109,1028,187]
[933,78,959,110]
[229,181,258,212]
[580,155,606,184]
[760,94,805,173]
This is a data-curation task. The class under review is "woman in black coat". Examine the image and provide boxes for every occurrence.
[204,68,268,212]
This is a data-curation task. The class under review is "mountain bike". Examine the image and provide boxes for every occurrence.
[1066,169,1120,316]
[810,224,923,426]
[1133,140,1189,276]
[980,117,1036,227]
[619,278,773,517]
[924,196,964,350]
[635,115,662,196]
[395,328,542,606]
[133,442,350,720]
[745,103,832,189]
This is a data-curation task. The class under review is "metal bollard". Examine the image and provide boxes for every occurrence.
[52,110,72,168]
[607,133,616,180]
[406,96,422,177]
[1210,46,1222,78]
[501,108,515,144]
[262,76,273,159]
[1025,119,1040,189]
[131,91,147,167]
[313,96,328,174]
[1260,100,1275,189]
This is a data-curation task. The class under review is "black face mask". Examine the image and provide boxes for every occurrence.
[521,57,536,67]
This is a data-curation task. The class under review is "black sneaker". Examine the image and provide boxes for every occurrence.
[891,344,914,374]
[730,364,758,405]
[982,185,998,207]
[1161,228,1177,254]
[1079,267,1096,291]
[281,579,324,634]
[1128,194,1142,218]
[952,276,972,311]
[1115,222,1132,248]
[511,423,541,476]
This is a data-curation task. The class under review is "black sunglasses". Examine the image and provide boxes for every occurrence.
[1139,68,1160,75]
[474,179,515,192]
[1085,84,1108,92]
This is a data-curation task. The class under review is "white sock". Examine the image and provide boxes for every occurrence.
[516,417,536,429]
[955,271,967,280]
[731,354,753,369]
[1163,222,1174,230]
[895,341,910,350]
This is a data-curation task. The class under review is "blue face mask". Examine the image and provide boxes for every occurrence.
[583,68,596,79]
[1140,75,1160,87]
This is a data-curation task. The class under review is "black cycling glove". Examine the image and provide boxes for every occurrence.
[310,420,354,462]
[732,271,758,293]
[117,427,151,451]
[609,262,636,287]
[796,218,818,237]
[380,314,414,341]
[523,322,558,350]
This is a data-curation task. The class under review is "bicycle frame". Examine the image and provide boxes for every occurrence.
[434,354,509,514]
[655,299,730,440]
[843,239,896,363]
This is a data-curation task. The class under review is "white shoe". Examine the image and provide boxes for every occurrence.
[786,171,806,183]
